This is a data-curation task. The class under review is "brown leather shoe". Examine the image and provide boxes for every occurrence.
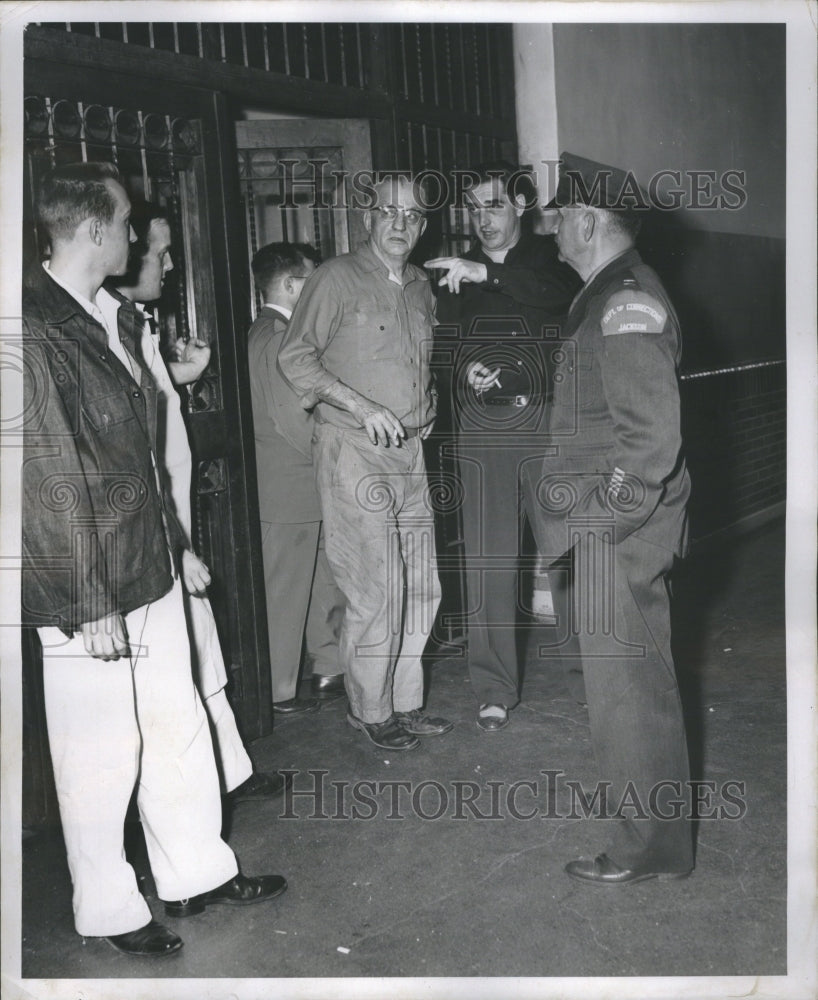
[163,873,288,917]
[104,919,183,956]
[565,853,693,886]
[346,712,420,751]
[394,709,453,736]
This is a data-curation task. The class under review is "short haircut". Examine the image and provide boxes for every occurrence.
[120,201,171,283]
[251,242,320,294]
[36,161,122,243]
[128,201,170,246]
[472,160,539,212]
[599,207,643,242]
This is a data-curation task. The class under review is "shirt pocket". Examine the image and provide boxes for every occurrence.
[83,391,136,433]
[350,307,400,362]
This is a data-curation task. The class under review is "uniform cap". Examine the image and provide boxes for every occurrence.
[547,152,649,210]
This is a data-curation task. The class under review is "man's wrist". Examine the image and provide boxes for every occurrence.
[483,263,502,289]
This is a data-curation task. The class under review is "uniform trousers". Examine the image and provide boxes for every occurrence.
[39,577,238,937]
[259,520,344,703]
[313,422,441,723]
[547,527,693,871]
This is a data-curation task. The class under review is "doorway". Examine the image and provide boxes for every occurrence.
[235,116,373,313]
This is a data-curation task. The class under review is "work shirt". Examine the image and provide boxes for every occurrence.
[278,241,437,431]
[435,232,580,403]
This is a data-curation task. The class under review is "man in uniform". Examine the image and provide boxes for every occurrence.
[278,174,452,752]
[22,163,286,958]
[426,162,580,732]
[247,241,345,714]
[532,152,693,884]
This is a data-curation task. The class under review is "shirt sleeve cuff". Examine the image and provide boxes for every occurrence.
[483,263,503,290]
[297,372,340,410]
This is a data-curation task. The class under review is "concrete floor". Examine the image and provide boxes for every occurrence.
[19,521,787,987]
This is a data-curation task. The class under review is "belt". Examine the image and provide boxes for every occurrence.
[485,394,545,407]
[314,416,425,439]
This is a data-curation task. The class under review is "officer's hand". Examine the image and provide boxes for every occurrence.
[467,362,502,394]
[81,613,130,660]
[425,257,488,294]
[419,421,434,440]
[169,338,211,386]
[182,549,211,596]
[354,400,406,447]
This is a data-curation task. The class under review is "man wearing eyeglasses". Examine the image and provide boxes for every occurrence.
[278,174,452,752]
[425,162,581,733]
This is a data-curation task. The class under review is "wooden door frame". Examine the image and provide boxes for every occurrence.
[235,116,374,257]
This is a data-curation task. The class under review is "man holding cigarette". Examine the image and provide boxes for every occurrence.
[427,161,579,732]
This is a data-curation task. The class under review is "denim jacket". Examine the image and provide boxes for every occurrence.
[22,263,181,633]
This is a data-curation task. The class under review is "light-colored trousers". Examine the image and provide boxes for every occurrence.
[185,592,253,791]
[39,578,238,937]
[313,423,441,723]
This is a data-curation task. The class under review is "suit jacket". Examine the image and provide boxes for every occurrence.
[537,248,690,561]
[248,305,321,523]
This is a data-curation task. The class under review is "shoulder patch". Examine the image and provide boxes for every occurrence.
[600,289,668,336]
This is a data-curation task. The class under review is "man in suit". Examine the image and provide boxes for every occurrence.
[426,162,580,732]
[22,162,286,958]
[248,242,345,715]
[108,203,287,803]
[532,152,693,885]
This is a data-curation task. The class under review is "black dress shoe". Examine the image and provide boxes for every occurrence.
[310,673,346,698]
[476,704,509,732]
[163,872,288,917]
[104,919,183,956]
[227,771,290,803]
[346,712,420,751]
[565,853,693,886]
[273,696,320,715]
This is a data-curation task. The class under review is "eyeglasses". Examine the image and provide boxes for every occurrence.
[376,205,425,226]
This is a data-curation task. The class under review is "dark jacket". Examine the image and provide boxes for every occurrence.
[22,263,180,632]
[435,231,581,402]
[537,248,690,558]
[248,305,321,523]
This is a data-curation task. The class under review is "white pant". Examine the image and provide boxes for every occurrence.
[39,578,238,937]
[185,593,253,792]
